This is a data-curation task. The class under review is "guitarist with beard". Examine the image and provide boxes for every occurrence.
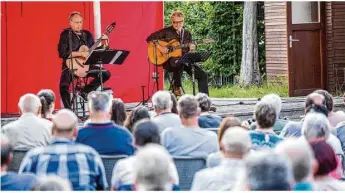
[58,11,111,109]
[146,10,209,96]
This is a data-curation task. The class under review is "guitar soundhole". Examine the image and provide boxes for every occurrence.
[167,46,174,52]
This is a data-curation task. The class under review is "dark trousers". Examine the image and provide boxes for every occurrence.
[164,57,209,95]
[59,66,111,109]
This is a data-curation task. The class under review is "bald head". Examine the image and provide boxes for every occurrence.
[52,109,78,137]
[18,93,41,114]
[305,93,325,108]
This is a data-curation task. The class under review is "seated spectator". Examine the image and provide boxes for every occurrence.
[239,150,292,190]
[275,138,315,190]
[111,98,127,126]
[161,95,219,157]
[76,91,134,155]
[37,89,56,121]
[314,89,345,127]
[191,127,251,190]
[111,120,179,190]
[196,93,222,128]
[249,94,288,135]
[310,140,345,190]
[250,101,283,150]
[207,117,243,167]
[335,123,345,151]
[151,91,182,133]
[124,106,151,132]
[19,109,108,190]
[134,144,175,191]
[1,93,51,149]
[1,134,38,191]
[31,175,72,191]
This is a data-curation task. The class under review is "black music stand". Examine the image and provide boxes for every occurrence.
[85,49,130,91]
[180,51,212,95]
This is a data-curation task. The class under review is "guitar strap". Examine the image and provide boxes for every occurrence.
[180,28,185,43]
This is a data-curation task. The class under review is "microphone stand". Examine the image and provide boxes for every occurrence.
[68,29,77,113]
[153,40,159,92]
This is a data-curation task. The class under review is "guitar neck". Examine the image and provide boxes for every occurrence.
[173,40,204,50]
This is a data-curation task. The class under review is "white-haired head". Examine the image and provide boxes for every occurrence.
[221,127,251,156]
[134,144,174,191]
[302,112,331,140]
[152,91,172,113]
[18,93,41,115]
[275,138,314,182]
[31,175,72,191]
[261,94,282,116]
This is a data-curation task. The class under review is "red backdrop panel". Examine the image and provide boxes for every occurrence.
[100,2,164,102]
[1,1,163,114]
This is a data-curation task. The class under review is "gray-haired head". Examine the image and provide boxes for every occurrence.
[261,94,282,116]
[302,112,331,140]
[254,101,277,129]
[195,93,211,112]
[177,94,199,119]
[152,91,172,111]
[134,144,173,191]
[221,127,251,156]
[18,93,41,114]
[88,91,112,113]
[245,150,292,190]
[31,175,72,191]
[275,138,314,182]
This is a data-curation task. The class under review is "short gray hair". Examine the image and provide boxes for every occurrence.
[134,144,173,191]
[261,94,282,115]
[18,93,41,113]
[152,91,172,111]
[88,91,112,113]
[31,175,72,191]
[302,112,331,140]
[221,127,251,155]
[254,101,277,129]
[245,150,292,190]
[275,138,314,182]
[177,94,198,119]
[195,93,211,112]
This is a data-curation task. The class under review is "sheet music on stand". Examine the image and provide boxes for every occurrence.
[85,49,130,65]
[180,51,212,64]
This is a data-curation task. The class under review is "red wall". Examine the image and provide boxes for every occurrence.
[1,1,163,113]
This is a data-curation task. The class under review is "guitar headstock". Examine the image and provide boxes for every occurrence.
[105,22,116,34]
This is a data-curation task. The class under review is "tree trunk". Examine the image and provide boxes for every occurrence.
[240,2,261,87]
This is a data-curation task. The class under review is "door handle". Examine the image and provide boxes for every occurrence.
[289,35,299,48]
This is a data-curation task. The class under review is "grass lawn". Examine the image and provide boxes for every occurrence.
[164,79,288,98]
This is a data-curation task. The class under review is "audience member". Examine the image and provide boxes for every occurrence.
[19,109,108,190]
[1,93,52,149]
[76,91,134,155]
[1,134,38,190]
[111,98,127,126]
[192,127,251,190]
[31,175,72,191]
[134,144,175,191]
[310,140,345,190]
[196,93,222,128]
[151,91,182,133]
[161,95,219,157]
[275,138,315,190]
[37,89,56,121]
[111,119,179,190]
[250,101,283,150]
[124,106,151,131]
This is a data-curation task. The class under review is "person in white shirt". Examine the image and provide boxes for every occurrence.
[1,93,52,149]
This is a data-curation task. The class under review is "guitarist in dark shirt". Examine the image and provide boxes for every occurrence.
[58,11,111,109]
[146,10,209,96]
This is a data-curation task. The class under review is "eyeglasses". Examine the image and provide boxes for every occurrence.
[72,20,83,25]
[172,20,184,25]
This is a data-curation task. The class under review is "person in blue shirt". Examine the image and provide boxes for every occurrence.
[76,91,135,156]
[196,93,222,128]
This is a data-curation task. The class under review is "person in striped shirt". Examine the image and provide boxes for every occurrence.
[18,109,108,190]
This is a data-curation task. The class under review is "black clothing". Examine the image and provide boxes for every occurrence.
[146,26,209,95]
[58,28,111,109]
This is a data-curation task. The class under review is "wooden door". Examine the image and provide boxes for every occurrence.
[287,2,326,96]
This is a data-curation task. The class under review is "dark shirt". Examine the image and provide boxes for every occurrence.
[57,28,95,68]
[146,26,192,57]
[1,172,37,191]
[198,114,222,128]
[76,121,135,156]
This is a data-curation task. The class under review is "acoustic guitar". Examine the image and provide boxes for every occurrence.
[147,38,214,65]
[65,22,115,77]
